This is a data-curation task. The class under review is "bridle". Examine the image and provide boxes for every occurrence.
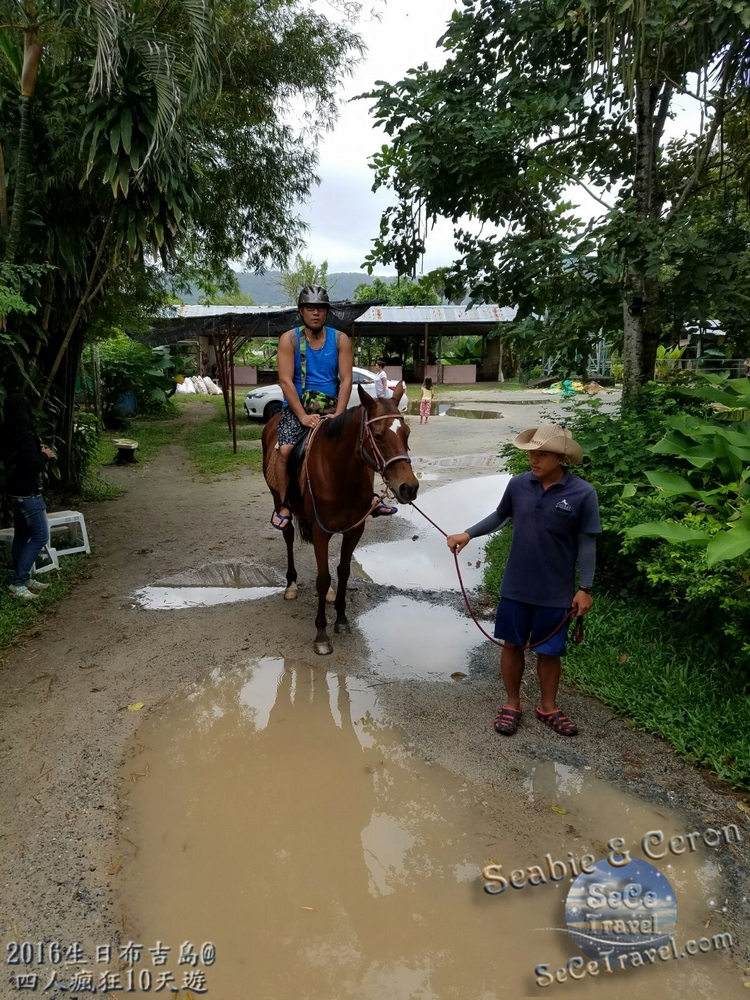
[306,405,412,536]
[356,407,412,476]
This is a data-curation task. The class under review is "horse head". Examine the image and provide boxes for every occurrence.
[358,383,419,504]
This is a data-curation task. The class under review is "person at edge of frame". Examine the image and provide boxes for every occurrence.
[446,423,601,737]
[270,285,397,530]
[1,393,56,600]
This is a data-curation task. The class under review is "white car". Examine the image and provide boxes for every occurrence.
[244,366,408,421]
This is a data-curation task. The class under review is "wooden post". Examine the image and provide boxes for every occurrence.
[230,317,237,454]
[92,342,104,429]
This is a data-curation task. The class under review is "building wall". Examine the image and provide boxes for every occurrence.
[233,366,258,386]
[442,364,476,384]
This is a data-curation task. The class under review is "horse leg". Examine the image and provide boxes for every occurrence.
[312,527,333,655]
[333,525,365,635]
[282,519,298,600]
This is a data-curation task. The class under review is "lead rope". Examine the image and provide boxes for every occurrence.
[408,500,583,650]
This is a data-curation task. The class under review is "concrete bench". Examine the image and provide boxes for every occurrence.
[113,439,139,464]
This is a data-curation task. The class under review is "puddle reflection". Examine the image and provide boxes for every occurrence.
[120,659,744,999]
[356,475,510,591]
[357,596,490,679]
[135,560,284,609]
[407,402,502,419]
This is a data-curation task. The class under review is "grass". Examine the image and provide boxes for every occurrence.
[98,410,183,465]
[482,535,750,789]
[183,401,264,476]
[405,380,524,400]
[0,555,89,656]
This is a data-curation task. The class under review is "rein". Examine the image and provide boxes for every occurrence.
[305,407,409,536]
[408,500,583,650]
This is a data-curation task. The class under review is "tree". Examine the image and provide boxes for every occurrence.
[362,0,750,399]
[279,254,332,303]
[0,0,364,480]
[353,274,439,305]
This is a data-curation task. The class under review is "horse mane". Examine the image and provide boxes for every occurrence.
[320,405,361,443]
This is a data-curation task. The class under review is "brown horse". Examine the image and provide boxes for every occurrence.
[262,383,419,654]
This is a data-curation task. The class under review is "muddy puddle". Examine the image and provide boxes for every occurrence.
[134,560,284,610]
[356,475,510,590]
[412,453,505,469]
[357,596,491,679]
[407,401,502,419]
[120,658,743,998]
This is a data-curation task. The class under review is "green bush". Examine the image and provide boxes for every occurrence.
[500,384,749,663]
[98,334,175,425]
[68,411,100,491]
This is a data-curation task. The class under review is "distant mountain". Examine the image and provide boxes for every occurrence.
[181,272,398,306]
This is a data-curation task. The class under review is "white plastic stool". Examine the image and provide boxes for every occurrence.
[31,544,60,575]
[0,527,59,575]
[47,510,91,557]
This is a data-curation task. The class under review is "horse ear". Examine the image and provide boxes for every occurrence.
[391,381,405,405]
[358,384,376,410]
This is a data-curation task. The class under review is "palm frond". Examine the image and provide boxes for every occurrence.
[133,33,181,167]
[84,0,122,97]
[175,0,217,103]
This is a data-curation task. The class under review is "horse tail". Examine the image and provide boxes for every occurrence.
[296,516,313,544]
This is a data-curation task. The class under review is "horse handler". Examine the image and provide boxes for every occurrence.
[446,423,601,737]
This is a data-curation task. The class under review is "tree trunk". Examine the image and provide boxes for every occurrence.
[41,206,115,402]
[621,63,666,402]
[4,25,42,267]
[496,331,504,383]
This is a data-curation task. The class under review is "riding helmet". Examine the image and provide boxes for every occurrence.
[297,285,330,308]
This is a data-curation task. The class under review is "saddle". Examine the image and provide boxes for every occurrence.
[265,423,323,506]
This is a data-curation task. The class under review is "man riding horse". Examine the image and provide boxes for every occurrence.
[270,285,398,530]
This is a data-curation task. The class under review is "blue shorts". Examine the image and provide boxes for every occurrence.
[494,598,571,657]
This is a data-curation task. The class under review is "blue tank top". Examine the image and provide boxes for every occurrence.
[283,327,339,407]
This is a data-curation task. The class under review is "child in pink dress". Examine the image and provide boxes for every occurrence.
[419,377,434,424]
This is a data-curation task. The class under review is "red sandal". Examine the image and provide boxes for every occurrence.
[494,705,522,736]
[535,707,578,736]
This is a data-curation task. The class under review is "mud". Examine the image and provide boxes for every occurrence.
[120,658,743,998]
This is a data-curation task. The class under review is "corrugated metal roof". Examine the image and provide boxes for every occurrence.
[354,305,516,324]
[166,305,291,319]
[164,303,516,323]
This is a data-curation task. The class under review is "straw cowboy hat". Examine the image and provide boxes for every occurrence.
[513,422,584,465]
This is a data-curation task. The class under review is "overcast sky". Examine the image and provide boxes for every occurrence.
[292,0,702,276]
[295,0,458,274]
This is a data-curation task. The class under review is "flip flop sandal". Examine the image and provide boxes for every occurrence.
[270,509,291,531]
[371,500,398,517]
[494,704,522,736]
[535,707,578,736]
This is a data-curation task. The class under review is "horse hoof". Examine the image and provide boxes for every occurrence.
[284,584,298,601]
[314,641,333,656]
[326,588,335,603]
[334,622,350,635]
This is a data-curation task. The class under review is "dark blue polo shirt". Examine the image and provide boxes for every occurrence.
[492,471,601,608]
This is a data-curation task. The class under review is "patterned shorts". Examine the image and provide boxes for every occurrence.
[277,406,307,447]
[419,399,432,417]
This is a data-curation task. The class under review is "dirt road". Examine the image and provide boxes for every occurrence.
[1,396,747,996]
